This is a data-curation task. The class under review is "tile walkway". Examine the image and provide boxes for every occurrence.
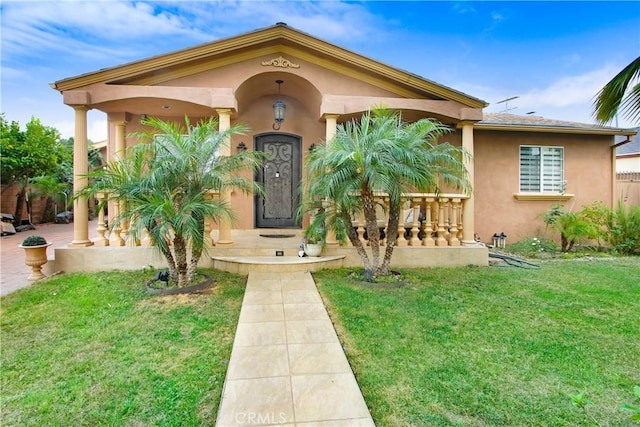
[216,271,374,426]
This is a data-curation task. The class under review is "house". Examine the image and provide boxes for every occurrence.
[616,130,640,205]
[616,129,640,173]
[49,23,635,272]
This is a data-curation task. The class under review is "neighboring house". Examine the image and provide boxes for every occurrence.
[616,130,640,173]
[616,130,640,205]
[49,23,635,270]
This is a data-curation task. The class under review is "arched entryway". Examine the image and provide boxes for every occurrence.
[254,132,302,228]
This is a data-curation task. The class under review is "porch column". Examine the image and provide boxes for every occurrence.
[216,109,233,246]
[459,122,476,245]
[324,114,340,247]
[69,106,94,247]
[109,120,127,246]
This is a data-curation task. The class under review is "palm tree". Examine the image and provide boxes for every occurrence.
[79,116,264,287]
[301,109,471,279]
[593,56,640,125]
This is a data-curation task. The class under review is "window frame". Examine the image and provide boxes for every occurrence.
[518,145,565,194]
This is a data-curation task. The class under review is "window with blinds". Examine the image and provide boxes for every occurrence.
[519,146,564,192]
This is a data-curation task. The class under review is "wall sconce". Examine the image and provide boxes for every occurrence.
[308,144,316,152]
[272,79,286,130]
[237,142,247,153]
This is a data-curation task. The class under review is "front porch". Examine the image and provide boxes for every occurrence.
[50,229,487,275]
[49,192,488,275]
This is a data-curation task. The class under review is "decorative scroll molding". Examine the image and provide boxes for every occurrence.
[261,56,300,69]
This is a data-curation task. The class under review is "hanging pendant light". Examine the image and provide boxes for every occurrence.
[272,80,286,130]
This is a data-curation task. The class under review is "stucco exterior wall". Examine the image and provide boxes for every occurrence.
[474,130,614,244]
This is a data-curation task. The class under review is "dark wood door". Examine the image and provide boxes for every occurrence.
[255,133,301,228]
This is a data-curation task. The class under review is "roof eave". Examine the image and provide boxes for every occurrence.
[475,122,638,136]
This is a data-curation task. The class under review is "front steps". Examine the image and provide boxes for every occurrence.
[212,255,345,274]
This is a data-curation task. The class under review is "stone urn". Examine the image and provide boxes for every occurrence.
[304,242,323,257]
[19,235,52,281]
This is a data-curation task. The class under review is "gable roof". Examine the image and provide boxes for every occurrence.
[51,23,486,108]
[477,113,637,137]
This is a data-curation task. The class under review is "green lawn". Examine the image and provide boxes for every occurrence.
[314,258,640,426]
[1,269,245,426]
[3,259,638,426]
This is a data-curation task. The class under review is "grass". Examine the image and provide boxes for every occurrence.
[3,259,638,426]
[314,258,640,426]
[1,269,245,426]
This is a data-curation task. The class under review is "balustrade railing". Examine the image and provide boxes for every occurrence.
[350,193,469,247]
[92,191,468,249]
[93,190,221,248]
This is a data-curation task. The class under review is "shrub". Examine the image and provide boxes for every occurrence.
[607,201,640,255]
[20,235,48,246]
[543,200,640,255]
[543,204,596,252]
[506,236,558,258]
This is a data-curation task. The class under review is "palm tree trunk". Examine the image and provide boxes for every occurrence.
[379,201,401,275]
[361,188,380,271]
[159,244,179,283]
[187,244,203,283]
[187,217,205,282]
[342,211,372,271]
[173,235,189,287]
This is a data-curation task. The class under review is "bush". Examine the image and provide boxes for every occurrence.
[20,235,47,246]
[542,201,640,255]
[543,204,596,252]
[506,236,558,258]
[607,201,640,255]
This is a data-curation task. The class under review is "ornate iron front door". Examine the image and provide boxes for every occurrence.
[255,133,301,228]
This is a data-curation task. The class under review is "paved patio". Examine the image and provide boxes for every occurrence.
[0,220,89,296]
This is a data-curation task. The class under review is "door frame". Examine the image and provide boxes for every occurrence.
[254,132,302,228]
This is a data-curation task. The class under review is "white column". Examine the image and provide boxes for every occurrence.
[109,121,127,246]
[69,106,93,247]
[460,122,476,245]
[325,114,338,141]
[216,109,233,246]
[94,192,109,246]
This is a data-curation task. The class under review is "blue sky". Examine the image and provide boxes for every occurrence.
[1,0,639,141]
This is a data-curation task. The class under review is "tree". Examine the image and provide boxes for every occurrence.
[301,109,471,279]
[78,116,264,287]
[29,175,69,223]
[1,115,62,223]
[593,56,640,125]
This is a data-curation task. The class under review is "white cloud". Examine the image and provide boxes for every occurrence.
[563,53,581,66]
[518,65,617,108]
[51,118,76,142]
[88,116,108,143]
[457,63,635,126]
[1,0,389,74]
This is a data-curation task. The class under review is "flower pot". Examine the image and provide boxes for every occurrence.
[19,243,52,281]
[304,243,323,257]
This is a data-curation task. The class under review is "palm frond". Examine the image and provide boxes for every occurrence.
[593,56,640,125]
